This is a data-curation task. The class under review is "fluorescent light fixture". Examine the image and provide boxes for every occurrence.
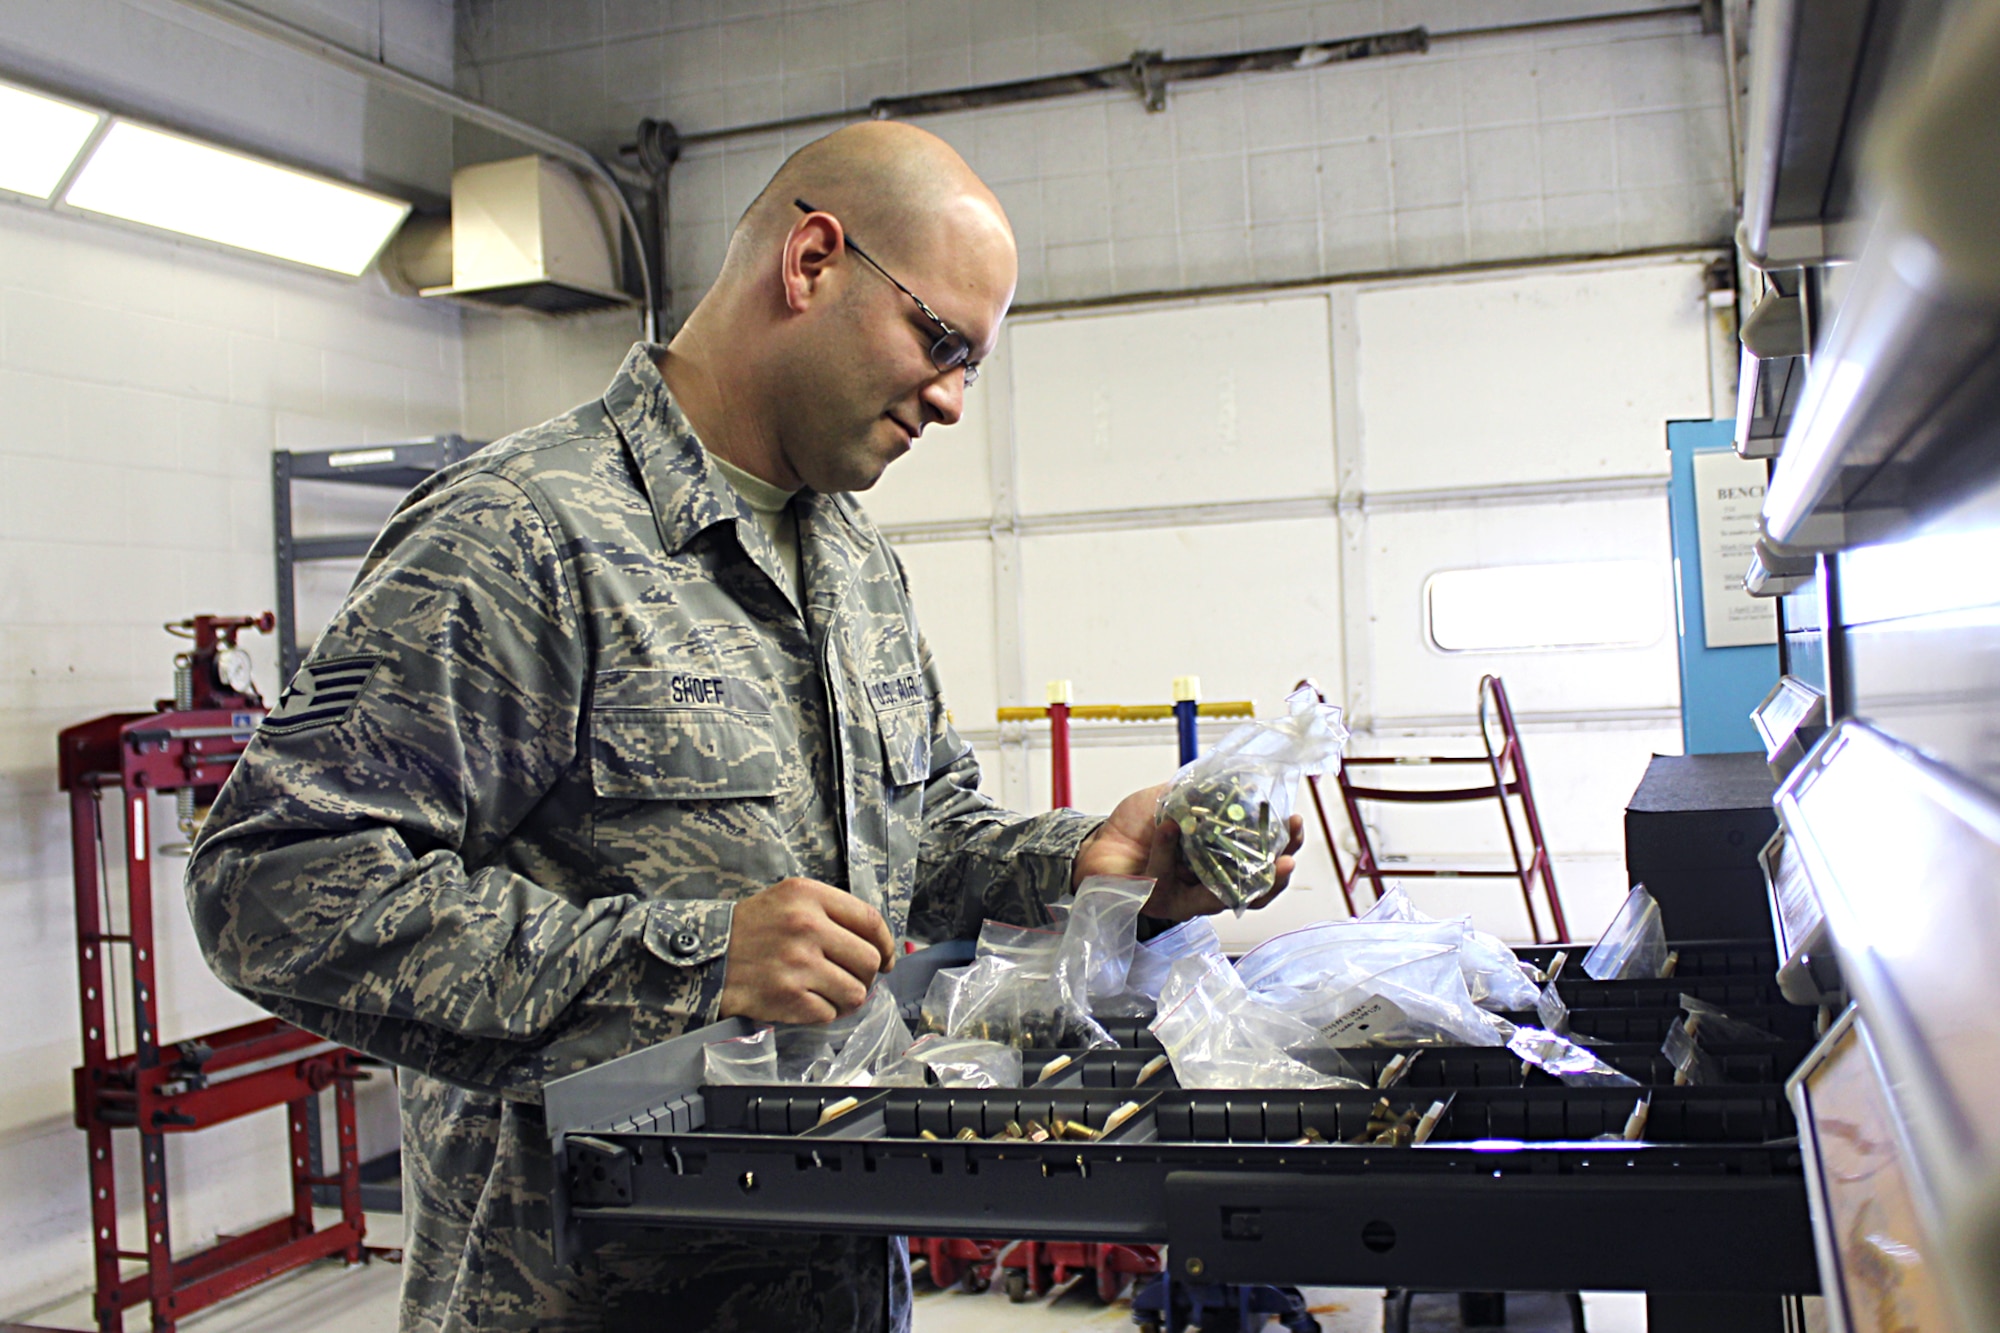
[0,79,102,200]
[64,121,409,276]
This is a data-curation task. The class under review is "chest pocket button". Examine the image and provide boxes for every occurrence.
[667,930,702,958]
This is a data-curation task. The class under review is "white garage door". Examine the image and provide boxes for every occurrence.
[869,255,1717,947]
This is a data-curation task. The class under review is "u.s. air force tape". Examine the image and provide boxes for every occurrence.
[866,673,925,710]
[262,655,381,735]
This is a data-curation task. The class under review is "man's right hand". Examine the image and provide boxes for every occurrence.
[717,878,897,1024]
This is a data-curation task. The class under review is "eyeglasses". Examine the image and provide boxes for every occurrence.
[793,198,979,386]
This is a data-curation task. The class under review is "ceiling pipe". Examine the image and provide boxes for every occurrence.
[629,4,1704,154]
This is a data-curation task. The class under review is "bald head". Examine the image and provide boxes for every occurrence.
[724,121,1012,285]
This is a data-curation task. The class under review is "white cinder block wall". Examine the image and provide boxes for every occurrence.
[455,0,1732,345]
[0,1,462,1318]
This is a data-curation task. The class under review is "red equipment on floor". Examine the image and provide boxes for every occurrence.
[1302,674,1570,943]
[994,1239,1166,1305]
[907,1235,1001,1293]
[58,616,372,1332]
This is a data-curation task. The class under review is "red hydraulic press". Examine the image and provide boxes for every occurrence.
[57,615,370,1332]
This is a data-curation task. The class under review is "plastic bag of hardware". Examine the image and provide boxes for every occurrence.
[1507,1026,1640,1088]
[1237,921,1508,1047]
[1265,949,1509,1049]
[1123,916,1226,1010]
[920,882,1147,1049]
[1680,994,1783,1044]
[1359,887,1541,1011]
[1151,955,1364,1090]
[1661,1016,1723,1086]
[921,917,1058,1042]
[902,1034,1022,1088]
[917,952,1105,1050]
[1157,686,1349,914]
[703,1027,779,1085]
[1581,884,1670,980]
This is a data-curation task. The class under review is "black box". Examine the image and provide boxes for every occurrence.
[1624,753,1778,943]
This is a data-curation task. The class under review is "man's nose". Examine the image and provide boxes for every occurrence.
[919,369,966,428]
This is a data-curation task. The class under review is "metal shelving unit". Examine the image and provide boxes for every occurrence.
[272,435,482,684]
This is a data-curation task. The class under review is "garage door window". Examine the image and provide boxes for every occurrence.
[1426,560,1666,653]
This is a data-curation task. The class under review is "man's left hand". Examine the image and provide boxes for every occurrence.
[1073,782,1305,921]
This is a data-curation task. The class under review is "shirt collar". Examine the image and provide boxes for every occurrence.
[600,342,876,558]
[710,452,800,515]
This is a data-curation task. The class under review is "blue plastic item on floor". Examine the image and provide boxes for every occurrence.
[1129,1275,1317,1333]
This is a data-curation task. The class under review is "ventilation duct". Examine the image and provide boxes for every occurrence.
[392,155,634,315]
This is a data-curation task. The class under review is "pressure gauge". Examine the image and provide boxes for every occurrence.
[216,647,256,695]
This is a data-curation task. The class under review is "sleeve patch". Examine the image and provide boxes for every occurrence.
[262,655,382,735]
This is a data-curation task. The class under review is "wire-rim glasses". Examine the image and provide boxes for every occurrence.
[794,199,980,386]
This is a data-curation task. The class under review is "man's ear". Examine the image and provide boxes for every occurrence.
[782,212,843,314]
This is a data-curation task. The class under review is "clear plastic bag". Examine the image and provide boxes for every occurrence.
[703,1027,778,1085]
[1662,1016,1723,1086]
[918,878,1152,1049]
[707,986,922,1087]
[1156,687,1348,914]
[1150,955,1365,1089]
[773,1025,836,1083]
[1268,953,1509,1048]
[1237,920,1508,1048]
[974,920,1064,970]
[821,985,919,1087]
[902,1034,1022,1088]
[918,955,1069,1048]
[1122,916,1226,1012]
[1052,875,1152,1029]
[1581,884,1670,981]
[1680,994,1782,1044]
[1358,887,1541,1011]
[1236,919,1461,989]
[1535,978,1571,1037]
[1507,1026,1639,1088]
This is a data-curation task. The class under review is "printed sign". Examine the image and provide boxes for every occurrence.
[1691,450,1778,648]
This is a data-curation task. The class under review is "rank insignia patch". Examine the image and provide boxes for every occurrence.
[262,656,381,735]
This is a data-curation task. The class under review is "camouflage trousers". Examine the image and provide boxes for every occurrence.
[398,1073,911,1332]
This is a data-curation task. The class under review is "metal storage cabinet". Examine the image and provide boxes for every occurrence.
[1732,0,2000,1326]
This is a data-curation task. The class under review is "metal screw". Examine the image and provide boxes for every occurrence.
[1185,1256,1205,1277]
[738,1171,756,1193]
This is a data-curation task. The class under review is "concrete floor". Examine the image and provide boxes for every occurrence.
[7,1212,1653,1333]
[11,1212,408,1333]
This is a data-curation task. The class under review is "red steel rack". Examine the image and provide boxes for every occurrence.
[57,616,370,1332]
[1304,675,1569,943]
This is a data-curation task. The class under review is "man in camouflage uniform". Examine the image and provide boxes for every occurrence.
[188,123,1299,1332]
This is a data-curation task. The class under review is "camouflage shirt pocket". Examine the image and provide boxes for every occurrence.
[590,710,783,800]
[874,701,930,789]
